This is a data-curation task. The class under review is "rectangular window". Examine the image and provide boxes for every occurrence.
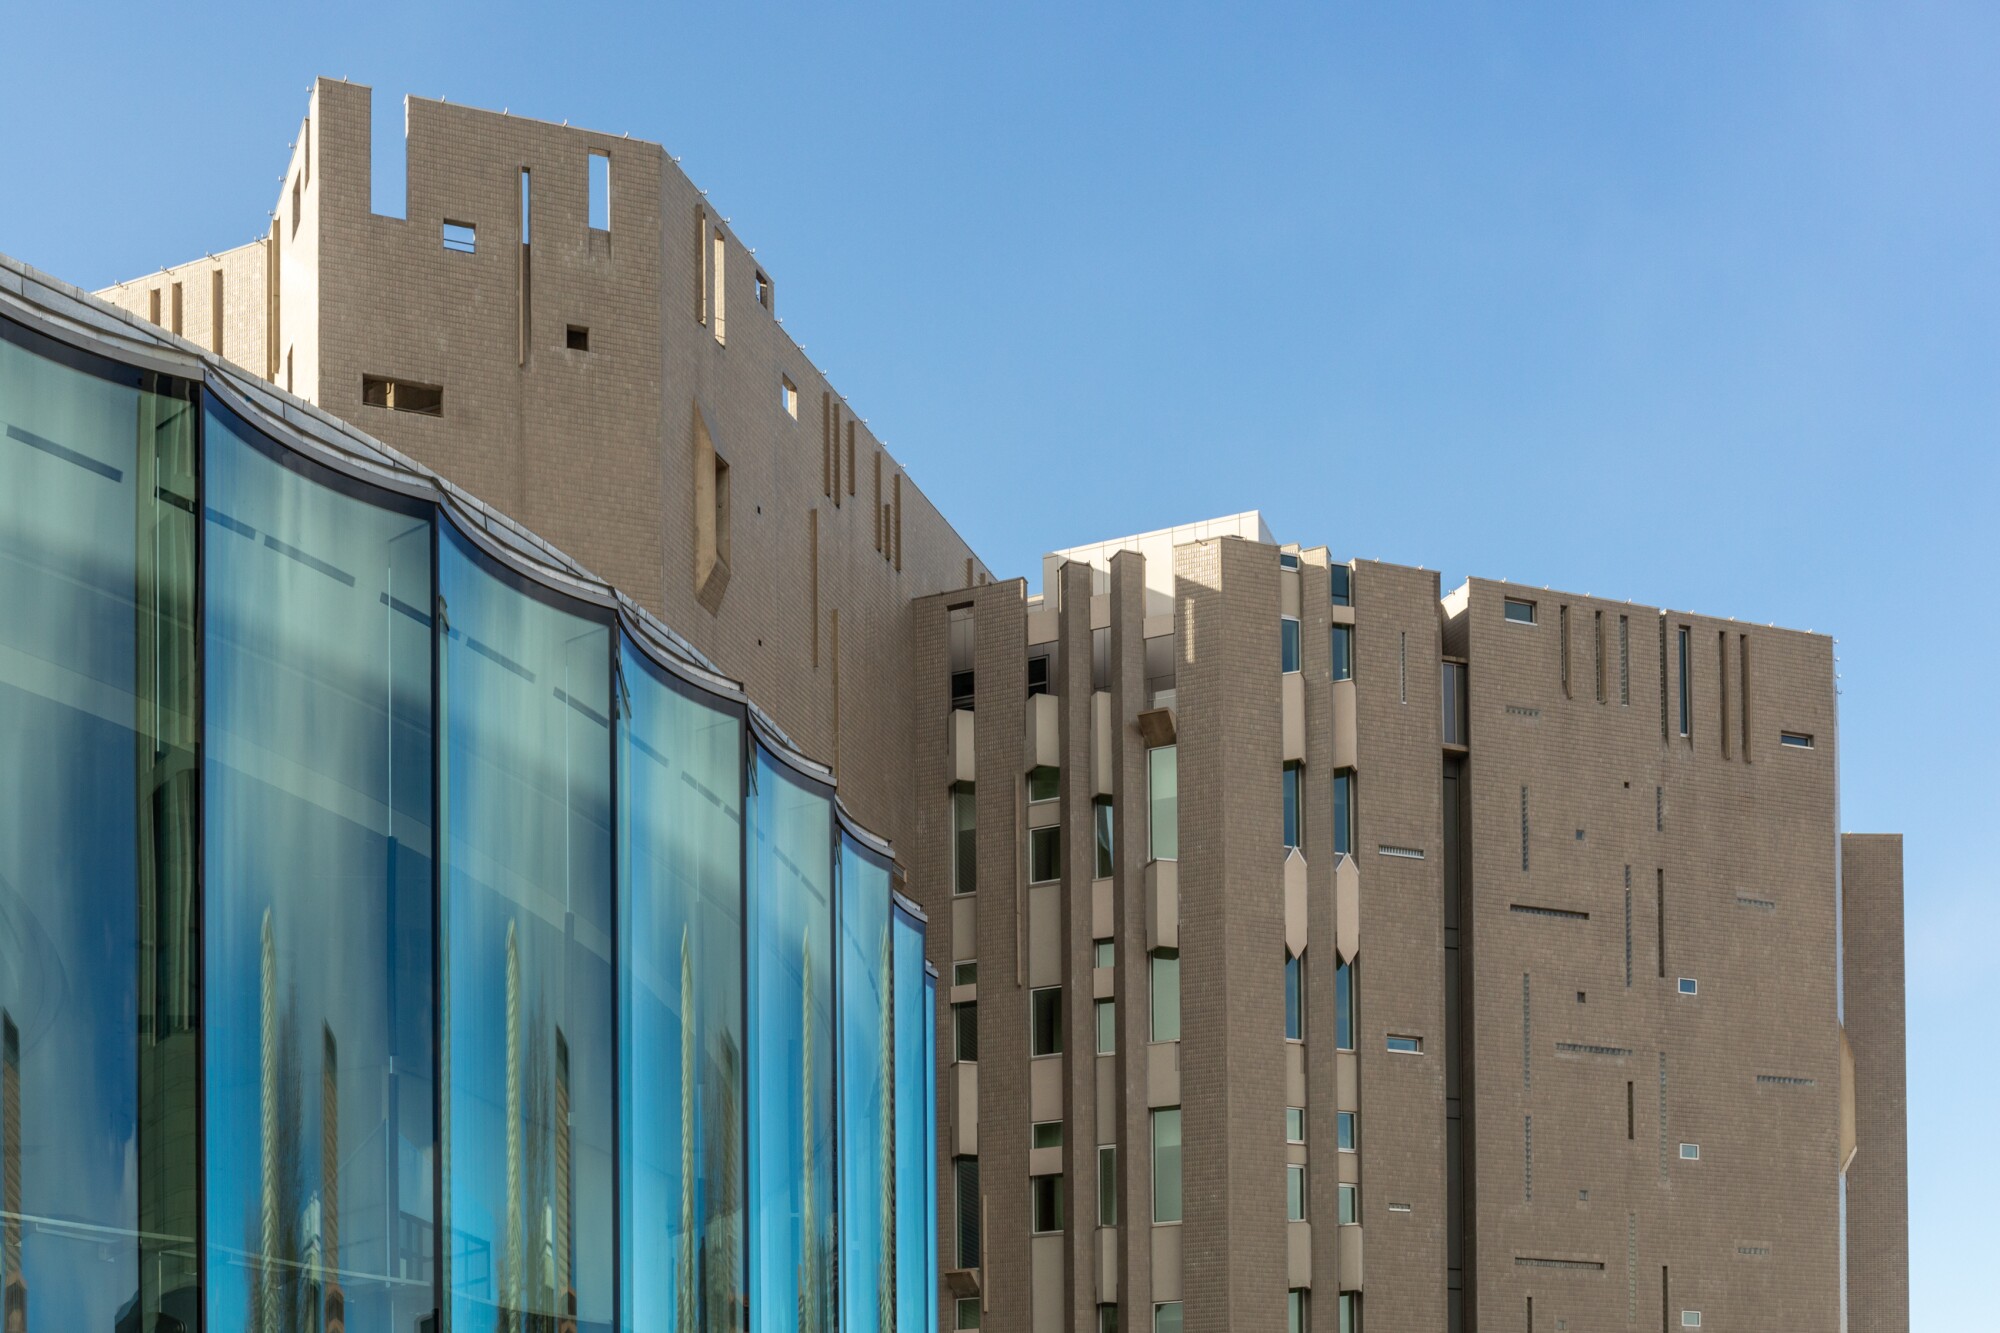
[1595,609,1607,703]
[1657,869,1667,978]
[1098,1145,1119,1225]
[1287,1163,1307,1220]
[1628,1081,1635,1140]
[954,1156,981,1268]
[1287,1107,1307,1143]
[1282,762,1303,849]
[1094,798,1115,877]
[1094,939,1115,969]
[169,280,182,334]
[952,783,977,894]
[1337,1111,1357,1152]
[442,219,477,253]
[953,1002,978,1062]
[1033,1121,1064,1150]
[1152,1108,1183,1222]
[1504,597,1537,625]
[1678,977,1698,996]
[1092,626,1111,691]
[755,269,773,310]
[1559,604,1571,696]
[1682,1314,1701,1329]
[1442,660,1468,744]
[780,373,798,417]
[1150,949,1181,1042]
[949,605,976,710]
[1031,1173,1065,1233]
[1031,986,1063,1055]
[360,374,444,416]
[1099,1306,1120,1333]
[957,1297,981,1330]
[1330,624,1354,681]
[1029,764,1060,802]
[1677,625,1692,737]
[567,324,592,352]
[1148,746,1179,860]
[1337,1181,1359,1225]
[1029,824,1061,883]
[1027,653,1051,697]
[1290,1292,1309,1333]
[954,960,978,986]
[1780,731,1815,749]
[589,150,611,230]
[1329,565,1352,607]
[1095,998,1116,1054]
[711,226,728,344]
[1281,616,1302,673]
[1679,1142,1699,1160]
[1284,952,1305,1041]
[1337,1293,1357,1333]
[1154,1304,1183,1333]
[1280,551,1301,570]
[1619,614,1631,704]
[1335,958,1355,1050]
[1386,1034,1422,1054]
[1332,770,1354,856]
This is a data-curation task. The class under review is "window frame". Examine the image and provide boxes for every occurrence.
[1028,823,1062,884]
[1503,597,1538,626]
[1030,985,1064,1056]
[1281,615,1302,673]
[1287,1162,1308,1221]
[1329,623,1354,682]
[1337,1110,1357,1152]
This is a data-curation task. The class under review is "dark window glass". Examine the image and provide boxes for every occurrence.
[1094,798,1115,878]
[1281,617,1301,673]
[1677,626,1692,737]
[747,747,837,1333]
[950,669,975,712]
[1330,624,1353,681]
[440,522,616,1330]
[952,783,977,894]
[1287,1164,1307,1220]
[954,1156,981,1268]
[1027,654,1050,696]
[1031,1173,1065,1232]
[620,644,747,1333]
[0,330,200,1329]
[1335,959,1356,1050]
[1504,598,1537,625]
[954,1002,980,1062]
[1031,987,1063,1056]
[1028,765,1060,802]
[1283,762,1303,849]
[1098,1146,1118,1225]
[1333,771,1354,857]
[1328,565,1352,607]
[1285,952,1305,1041]
[1092,627,1111,692]
[206,406,436,1330]
[1337,1111,1357,1152]
[1029,824,1061,883]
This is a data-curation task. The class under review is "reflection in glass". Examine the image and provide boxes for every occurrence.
[620,645,746,1333]
[204,405,435,1331]
[839,838,893,1333]
[439,526,614,1332]
[922,967,939,1333]
[893,906,928,1333]
[0,325,199,1331]
[747,750,835,1333]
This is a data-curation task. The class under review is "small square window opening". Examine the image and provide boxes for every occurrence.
[1678,977,1698,996]
[442,220,477,254]
[566,324,591,351]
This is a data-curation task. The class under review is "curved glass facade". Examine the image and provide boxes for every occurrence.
[0,310,935,1333]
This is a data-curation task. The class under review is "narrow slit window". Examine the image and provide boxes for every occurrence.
[1780,731,1814,749]
[1618,614,1630,705]
[588,150,611,230]
[755,269,773,310]
[442,220,477,254]
[361,375,443,417]
[711,227,728,345]
[1559,605,1570,696]
[1677,625,1692,738]
[780,375,799,418]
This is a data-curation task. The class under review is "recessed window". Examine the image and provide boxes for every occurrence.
[953,960,977,987]
[1337,1110,1357,1152]
[1279,551,1301,571]
[1334,959,1355,1051]
[1151,1109,1183,1222]
[1094,798,1115,878]
[953,1001,978,1062]
[1287,1163,1307,1221]
[1780,731,1815,749]
[1282,762,1303,849]
[1098,1145,1118,1226]
[1386,1034,1422,1055]
[1099,1306,1119,1333]
[1284,952,1305,1041]
[1333,770,1354,857]
[1329,564,1352,607]
[1330,624,1354,681]
[1281,616,1302,673]
[1029,824,1061,883]
[755,269,773,310]
[566,324,591,351]
[951,783,977,895]
[1681,1313,1702,1329]
[1095,998,1116,1054]
[588,150,611,231]
[1030,986,1063,1056]
[1678,977,1698,996]
[1148,746,1179,861]
[956,1298,981,1330]
[1503,597,1537,625]
[1337,1181,1359,1225]
[1094,939,1115,969]
[1031,1173,1065,1233]
[1286,1107,1306,1143]
[442,220,477,254]
[1288,1290,1308,1333]
[778,374,798,416]
[1028,764,1059,802]
[1679,1142,1700,1160]
[1154,1303,1183,1333]
[1150,948,1181,1043]
[1033,1121,1064,1150]
[360,375,444,417]
[1027,653,1051,697]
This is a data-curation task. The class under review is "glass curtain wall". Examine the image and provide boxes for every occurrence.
[439,525,615,1333]
[922,967,939,1333]
[839,838,893,1333]
[892,906,927,1333]
[746,749,836,1333]
[619,645,746,1333]
[0,322,200,1332]
[203,405,435,1331]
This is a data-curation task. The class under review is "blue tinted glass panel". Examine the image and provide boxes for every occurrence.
[893,906,928,1333]
[923,967,939,1333]
[747,749,835,1333]
[0,326,200,1330]
[1335,960,1355,1051]
[439,525,614,1331]
[840,837,893,1333]
[620,642,746,1333]
[204,405,436,1329]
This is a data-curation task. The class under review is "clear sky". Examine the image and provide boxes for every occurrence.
[2,2,1990,1323]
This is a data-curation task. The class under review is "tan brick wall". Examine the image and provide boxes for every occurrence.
[1842,832,1908,1332]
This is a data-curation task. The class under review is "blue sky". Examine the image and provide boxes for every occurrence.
[2,2,1990,1323]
